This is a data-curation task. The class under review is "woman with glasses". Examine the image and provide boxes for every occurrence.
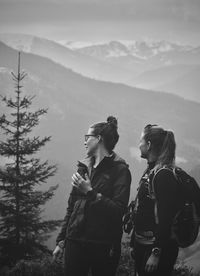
[131,124,179,276]
[53,116,131,276]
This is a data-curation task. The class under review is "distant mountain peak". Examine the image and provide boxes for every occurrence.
[65,39,195,61]
[58,40,106,49]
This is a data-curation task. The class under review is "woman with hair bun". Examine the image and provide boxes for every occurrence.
[53,116,131,276]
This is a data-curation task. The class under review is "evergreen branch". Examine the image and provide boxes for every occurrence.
[0,95,12,106]
[35,219,62,233]
[0,201,16,216]
[7,98,19,108]
[20,165,57,185]
[0,114,14,128]
[0,141,18,156]
[0,124,16,136]
[0,96,20,109]
[20,95,35,109]
[11,71,27,82]
[13,109,48,134]
[19,136,52,155]
[21,185,59,207]
[0,160,57,187]
[0,136,52,157]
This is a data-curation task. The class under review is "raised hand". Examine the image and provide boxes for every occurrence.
[72,172,92,194]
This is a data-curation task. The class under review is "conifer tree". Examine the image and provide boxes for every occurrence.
[0,52,60,264]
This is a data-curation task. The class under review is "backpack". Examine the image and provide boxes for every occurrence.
[152,167,200,248]
[123,166,200,248]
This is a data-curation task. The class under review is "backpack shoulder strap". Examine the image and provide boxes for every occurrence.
[150,167,172,198]
[151,166,175,224]
[151,166,174,195]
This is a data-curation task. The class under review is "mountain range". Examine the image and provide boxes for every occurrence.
[1,34,200,102]
[0,34,132,83]
[0,39,200,271]
[72,40,200,102]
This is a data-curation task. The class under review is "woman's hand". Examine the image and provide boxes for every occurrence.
[52,246,63,261]
[72,172,92,194]
[52,240,64,261]
[145,253,160,273]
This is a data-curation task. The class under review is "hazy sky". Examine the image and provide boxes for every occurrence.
[0,0,200,44]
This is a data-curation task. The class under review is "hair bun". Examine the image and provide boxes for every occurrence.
[107,116,118,129]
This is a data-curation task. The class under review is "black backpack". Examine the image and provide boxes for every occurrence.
[123,166,200,248]
[152,167,200,248]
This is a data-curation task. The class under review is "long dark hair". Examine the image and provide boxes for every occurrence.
[143,124,176,169]
[90,116,119,154]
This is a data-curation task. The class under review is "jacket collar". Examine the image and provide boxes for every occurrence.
[78,152,127,171]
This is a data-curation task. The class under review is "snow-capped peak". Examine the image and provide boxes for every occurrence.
[58,40,106,50]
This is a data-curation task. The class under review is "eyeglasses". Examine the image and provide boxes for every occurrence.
[84,134,96,142]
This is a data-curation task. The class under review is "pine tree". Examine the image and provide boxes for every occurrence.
[0,52,60,265]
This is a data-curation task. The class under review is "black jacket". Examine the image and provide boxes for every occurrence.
[56,152,131,245]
